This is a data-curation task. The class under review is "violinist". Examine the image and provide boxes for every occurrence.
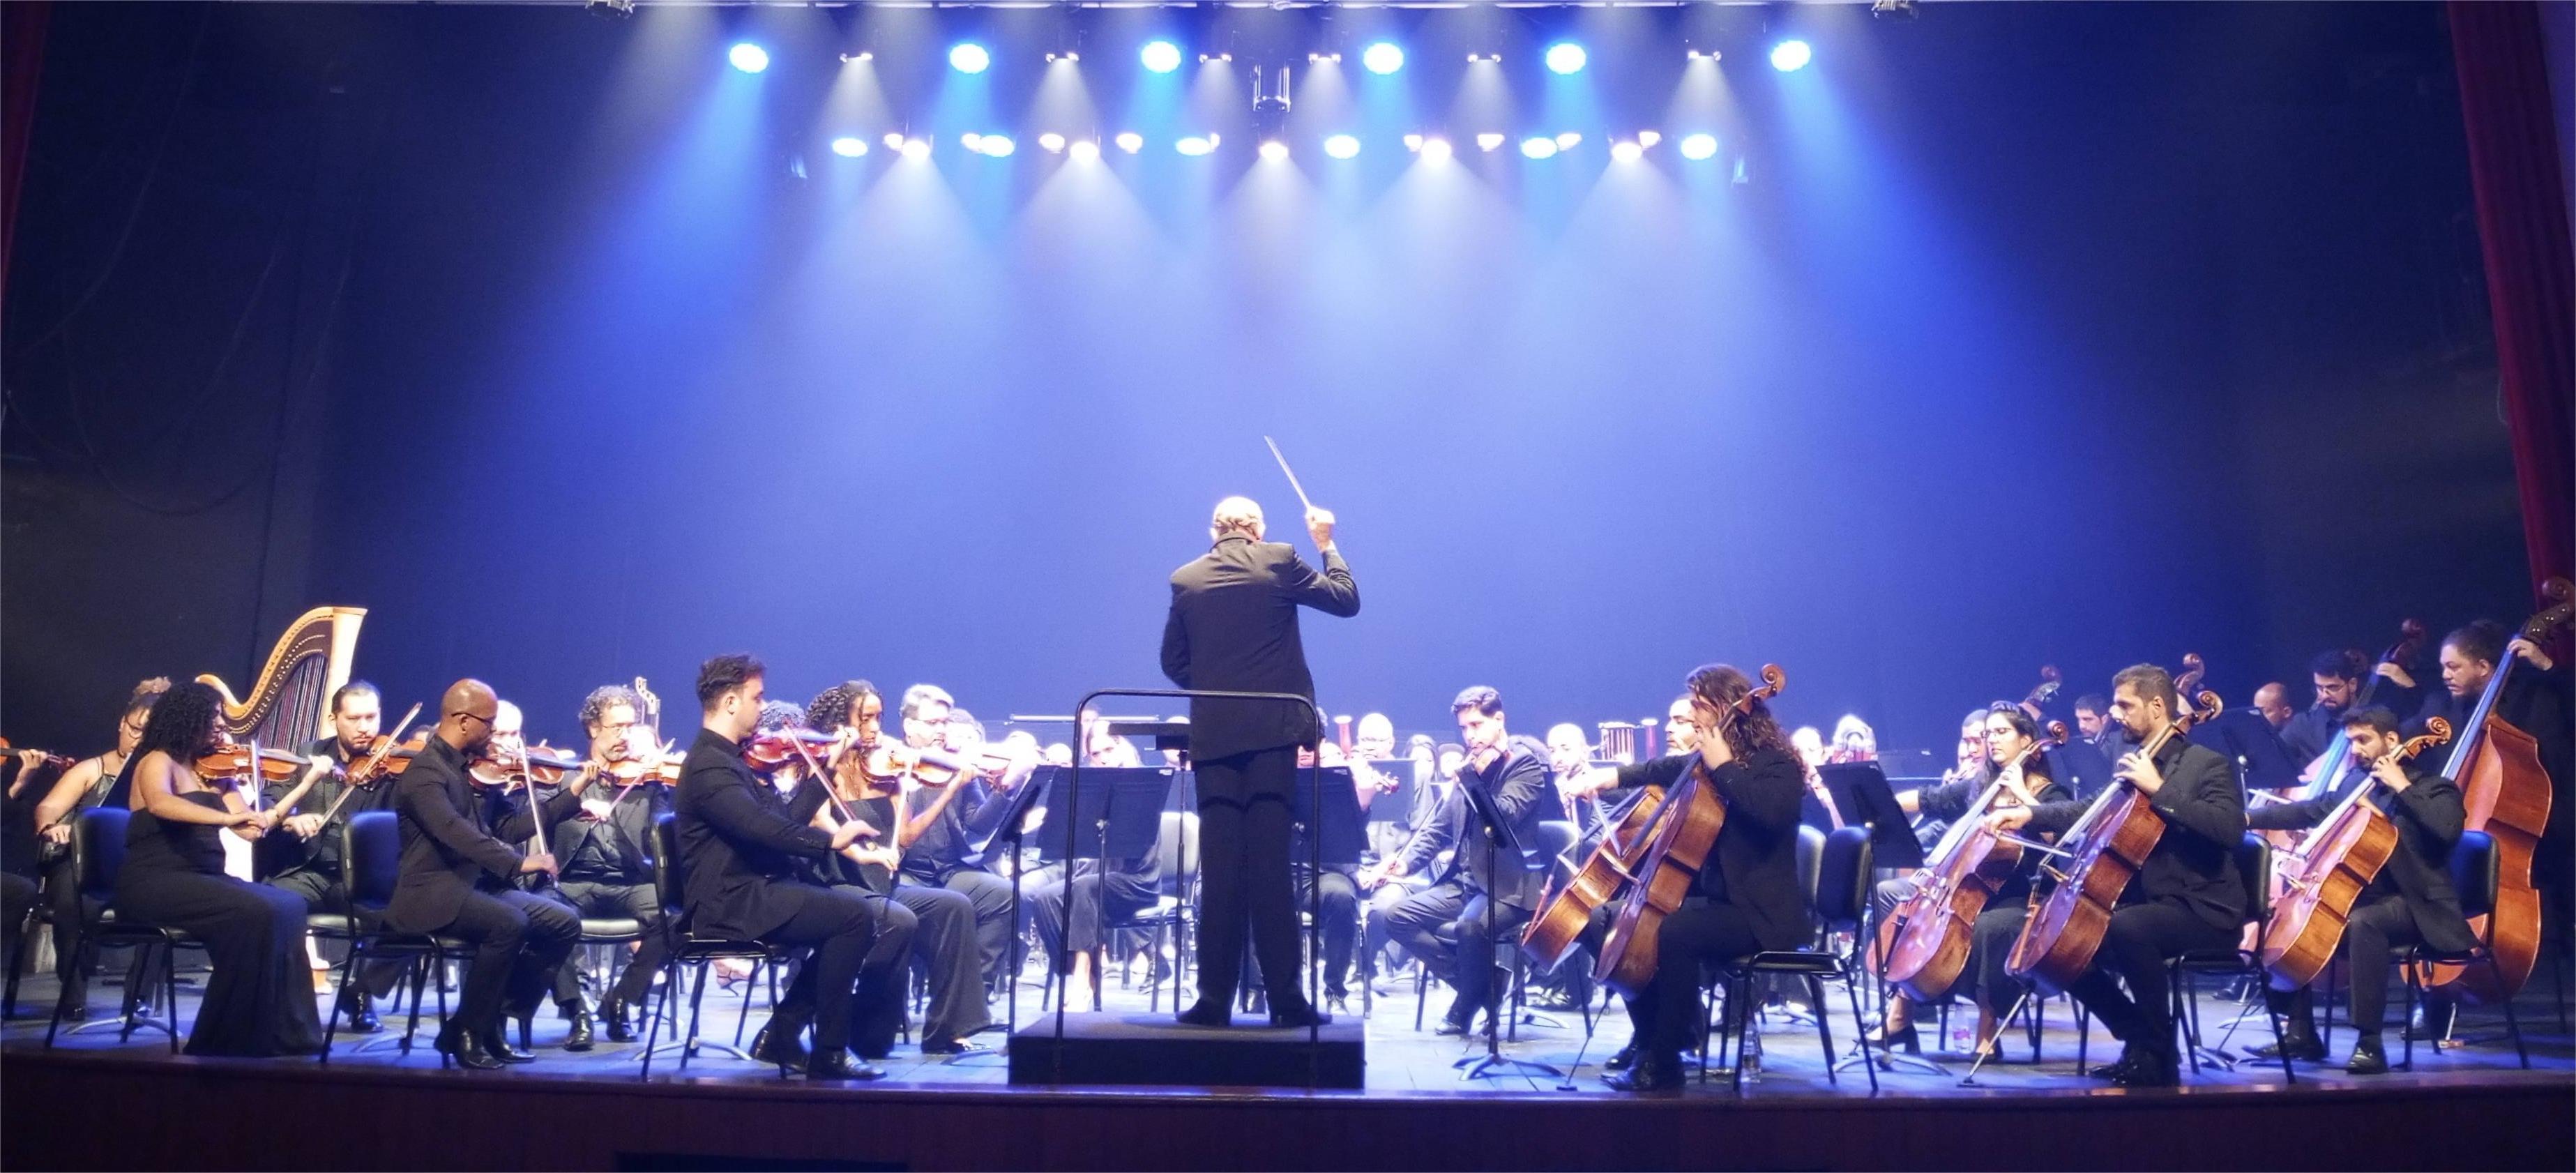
[30,676,167,1020]
[1875,703,2070,1057]
[259,681,402,1031]
[886,686,1024,990]
[1826,715,1877,764]
[1388,688,1551,1038]
[2,744,68,990]
[385,680,581,1070]
[2248,705,2472,1074]
[805,681,995,1057]
[1986,664,2247,1088]
[1356,741,1462,998]
[1558,665,1808,1093]
[504,686,668,1049]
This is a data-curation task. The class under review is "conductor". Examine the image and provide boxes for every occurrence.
[1161,495,1359,1027]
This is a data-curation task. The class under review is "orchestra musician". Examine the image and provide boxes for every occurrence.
[1382,688,1550,1037]
[1159,494,1358,1029]
[259,681,402,1033]
[111,681,324,1056]
[2248,705,2473,1075]
[2073,694,2116,755]
[674,655,912,1080]
[1986,664,2248,1087]
[2252,682,2296,732]
[384,680,582,1070]
[2281,649,2418,765]
[1559,665,1809,1093]
[29,676,167,1020]
[886,686,1021,992]
[1355,741,1460,996]
[1028,721,1168,1011]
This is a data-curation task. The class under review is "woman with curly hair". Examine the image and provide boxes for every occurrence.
[114,681,324,1056]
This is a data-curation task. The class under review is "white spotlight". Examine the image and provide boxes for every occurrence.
[1638,130,1662,148]
[901,138,932,160]
[831,137,869,158]
[1520,137,1559,160]
[1554,131,1582,150]
[1403,133,1424,151]
[1176,135,1216,156]
[1069,139,1101,162]
[1476,133,1504,152]
[1322,134,1360,160]
[1038,133,1067,153]
[1679,133,1718,161]
[1141,40,1183,74]
[1115,132,1144,154]
[978,135,1015,158]
[883,133,906,150]
[1610,140,1642,163]
[1418,137,1453,162]
[961,132,984,151]
[1259,139,1289,162]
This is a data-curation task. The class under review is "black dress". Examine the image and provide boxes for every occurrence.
[115,791,324,1057]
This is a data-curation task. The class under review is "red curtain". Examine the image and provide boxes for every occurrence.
[2450,1,2575,606]
[1,0,50,312]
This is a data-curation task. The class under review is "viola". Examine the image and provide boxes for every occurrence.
[857,741,1015,789]
[1877,721,2068,1000]
[3,739,75,773]
[604,753,683,787]
[2261,718,2453,992]
[342,728,430,785]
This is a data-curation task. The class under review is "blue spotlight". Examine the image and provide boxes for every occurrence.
[727,43,771,74]
[1544,42,1586,75]
[1769,40,1812,72]
[829,137,868,158]
[1141,40,1183,74]
[1679,133,1718,160]
[1323,134,1361,160]
[1361,41,1404,75]
[950,43,992,74]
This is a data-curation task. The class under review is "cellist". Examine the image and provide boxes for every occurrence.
[2248,705,2471,1074]
[1559,664,1806,1093]
[1987,663,2246,1088]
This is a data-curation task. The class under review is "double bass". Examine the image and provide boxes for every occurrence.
[1595,665,1786,998]
[2259,718,2453,991]
[1877,720,2068,1001]
[2411,577,2573,1004]
[2282,621,2427,806]
[2007,667,2221,994]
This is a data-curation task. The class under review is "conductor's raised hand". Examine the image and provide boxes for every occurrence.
[1305,507,1337,550]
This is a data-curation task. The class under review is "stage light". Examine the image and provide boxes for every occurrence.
[1141,40,1182,73]
[978,135,1015,158]
[1554,131,1582,150]
[1069,139,1100,162]
[1259,139,1289,162]
[727,43,770,74]
[1045,52,1079,63]
[840,51,874,64]
[1361,42,1404,75]
[830,137,869,158]
[1769,40,1812,72]
[1610,140,1642,162]
[1476,133,1504,152]
[1199,52,1232,64]
[1520,137,1558,160]
[1039,133,1067,153]
[901,137,932,160]
[1322,134,1360,160]
[950,43,991,75]
[1679,133,1718,160]
[884,133,906,149]
[962,132,984,152]
[1175,135,1216,156]
[1544,43,1586,75]
[1466,52,1501,64]
[1115,132,1144,153]
[1637,130,1661,148]
[1418,137,1453,162]
[1308,52,1342,64]
[1403,133,1423,151]
[1687,48,1722,62]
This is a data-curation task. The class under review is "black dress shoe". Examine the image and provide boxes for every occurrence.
[1864,1021,1920,1054]
[750,1020,810,1068]
[2404,1002,2456,1043]
[600,997,635,1044]
[1176,1001,1233,1028]
[437,1030,505,1071]
[1269,1004,1333,1029]
[1603,1041,1641,1073]
[563,1004,596,1052]
[480,1028,536,1064]
[2107,1053,2179,1088]
[920,1038,988,1057]
[805,1050,887,1081]
[54,1001,87,1023]
[1600,1051,1685,1092]
[2345,1036,2391,1076]
[2246,1032,2326,1063]
[336,990,383,1035]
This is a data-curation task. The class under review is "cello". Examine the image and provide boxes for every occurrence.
[2007,673,2222,994]
[1596,665,1786,998]
[2259,718,2453,991]
[1879,720,2069,1002]
[2410,577,2573,1004]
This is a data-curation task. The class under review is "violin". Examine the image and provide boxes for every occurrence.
[744,729,845,777]
[343,727,430,785]
[196,742,319,784]
[471,743,586,788]
[856,740,1015,789]
[1,737,75,773]
[605,755,683,787]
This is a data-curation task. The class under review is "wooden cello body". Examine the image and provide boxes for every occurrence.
[1520,782,1665,969]
[1881,723,2066,1001]
[2260,720,2452,991]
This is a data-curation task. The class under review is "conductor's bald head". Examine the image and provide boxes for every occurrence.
[439,679,500,753]
[1211,497,1266,543]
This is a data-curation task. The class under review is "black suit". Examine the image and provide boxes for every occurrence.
[386,736,581,1034]
[1159,533,1358,1014]
[2253,758,2476,1034]
[673,729,914,1054]
[2412,664,2574,886]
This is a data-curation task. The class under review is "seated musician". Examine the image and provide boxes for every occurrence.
[2253,683,2296,732]
[1874,703,2069,1057]
[384,681,582,1070]
[1355,740,1463,996]
[1987,663,2247,1088]
[674,656,912,1080]
[1380,688,1552,1038]
[2073,693,2116,757]
[806,680,997,1056]
[2402,621,2568,1043]
[2281,649,2418,764]
[1027,719,1165,1010]
[886,686,1020,990]
[1826,715,1877,764]
[259,681,402,1032]
[2249,705,2471,1075]
[30,676,166,1020]
[1235,741,1364,1014]
[2,748,57,972]
[1559,665,1808,1092]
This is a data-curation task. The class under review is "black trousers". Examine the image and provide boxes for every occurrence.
[889,881,990,1041]
[1385,881,1470,983]
[1241,868,1360,999]
[1450,893,1533,1024]
[2266,893,2422,1036]
[2061,901,2235,1064]
[266,868,408,1001]
[1621,900,1763,1058]
[768,884,914,1054]
[550,877,667,1008]
[434,888,579,1037]
[1358,876,1428,981]
[1028,863,1158,968]
[1191,746,1307,1012]
[3,872,37,955]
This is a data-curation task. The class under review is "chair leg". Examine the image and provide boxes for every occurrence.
[1840,971,1879,1093]
[164,938,183,1055]
[1729,974,1750,1096]
[2400,958,2420,1072]
[2262,983,2294,1084]
[403,955,430,1058]
[2501,975,2529,1070]
[321,940,354,1065]
[1807,975,1838,1088]
[732,958,759,1048]
[639,956,679,1082]
[1413,966,1427,1032]
[3,912,31,1021]
[430,953,451,1059]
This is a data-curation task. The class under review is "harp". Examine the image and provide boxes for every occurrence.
[197,605,367,752]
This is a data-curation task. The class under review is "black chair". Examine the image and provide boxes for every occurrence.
[4,867,56,1020]
[43,808,188,1054]
[1499,820,1582,1040]
[322,810,470,1064]
[638,812,788,1080]
[2402,830,2529,1070]
[2165,833,2294,1082]
[1704,825,1877,1093]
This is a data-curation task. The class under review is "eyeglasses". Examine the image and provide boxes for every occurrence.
[453,711,494,728]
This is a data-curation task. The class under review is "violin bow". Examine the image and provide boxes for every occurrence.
[315,704,424,826]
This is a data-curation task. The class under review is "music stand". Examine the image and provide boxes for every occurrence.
[1036,767,1177,1017]
[1817,762,1946,1077]
[1453,764,1557,1081]
[994,766,1063,1051]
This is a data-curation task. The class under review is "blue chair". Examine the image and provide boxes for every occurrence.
[2401,829,2529,1069]
[321,810,469,1064]
[43,807,188,1054]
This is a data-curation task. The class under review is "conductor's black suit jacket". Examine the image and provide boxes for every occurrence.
[1160,534,1359,762]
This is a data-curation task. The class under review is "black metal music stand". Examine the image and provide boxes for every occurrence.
[1453,763,1558,1081]
[987,764,1062,1060]
[1037,767,1177,1016]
